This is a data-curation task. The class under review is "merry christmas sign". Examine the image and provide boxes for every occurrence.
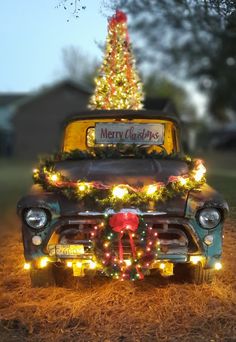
[95,123,164,145]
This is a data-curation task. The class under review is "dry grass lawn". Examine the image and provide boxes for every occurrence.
[0,213,235,342]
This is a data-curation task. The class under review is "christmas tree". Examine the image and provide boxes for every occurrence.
[89,10,144,110]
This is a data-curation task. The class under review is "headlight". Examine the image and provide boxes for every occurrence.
[24,208,48,229]
[198,208,221,229]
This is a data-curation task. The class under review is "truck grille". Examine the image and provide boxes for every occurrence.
[47,218,199,257]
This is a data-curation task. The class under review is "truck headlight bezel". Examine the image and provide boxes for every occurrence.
[197,208,221,229]
[24,208,49,230]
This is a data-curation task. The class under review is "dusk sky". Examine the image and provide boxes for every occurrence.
[0,0,112,92]
[0,0,206,115]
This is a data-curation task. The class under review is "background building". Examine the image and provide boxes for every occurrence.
[0,80,184,159]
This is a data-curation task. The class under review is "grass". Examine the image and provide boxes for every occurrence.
[203,152,236,218]
[208,174,236,217]
[1,226,236,341]
[0,159,33,218]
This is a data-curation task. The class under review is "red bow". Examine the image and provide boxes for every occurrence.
[109,10,127,25]
[109,10,127,31]
[109,212,139,263]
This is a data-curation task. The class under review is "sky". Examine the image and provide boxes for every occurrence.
[0,0,206,115]
[0,0,111,92]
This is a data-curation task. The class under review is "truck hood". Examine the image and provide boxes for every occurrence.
[52,158,189,216]
[18,158,229,218]
[55,158,189,186]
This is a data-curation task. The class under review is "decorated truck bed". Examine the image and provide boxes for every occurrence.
[17,110,229,286]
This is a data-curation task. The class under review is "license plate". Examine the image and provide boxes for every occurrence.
[48,244,84,256]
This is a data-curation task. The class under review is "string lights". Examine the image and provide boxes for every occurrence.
[89,10,144,110]
[33,149,206,211]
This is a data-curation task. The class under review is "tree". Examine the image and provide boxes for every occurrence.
[89,10,144,110]
[144,75,196,119]
[62,46,98,89]
[112,0,236,121]
[56,0,86,19]
[207,10,236,121]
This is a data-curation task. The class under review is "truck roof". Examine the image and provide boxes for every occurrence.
[64,110,180,127]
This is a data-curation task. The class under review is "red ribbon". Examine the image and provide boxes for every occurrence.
[109,212,139,263]
[168,175,181,183]
[91,181,110,190]
[51,180,110,190]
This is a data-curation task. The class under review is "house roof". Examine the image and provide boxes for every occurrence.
[0,93,27,107]
[13,79,91,111]
[1,82,177,116]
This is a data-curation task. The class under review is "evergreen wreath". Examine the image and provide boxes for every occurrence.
[92,212,160,281]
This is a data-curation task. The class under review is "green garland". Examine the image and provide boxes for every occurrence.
[33,146,206,211]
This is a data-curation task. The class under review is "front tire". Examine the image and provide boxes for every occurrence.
[30,265,55,287]
[52,264,75,287]
[174,263,215,284]
[189,263,214,284]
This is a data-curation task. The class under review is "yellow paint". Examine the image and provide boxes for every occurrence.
[73,263,85,277]
[159,262,174,276]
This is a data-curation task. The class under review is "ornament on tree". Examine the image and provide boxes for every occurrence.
[89,10,144,110]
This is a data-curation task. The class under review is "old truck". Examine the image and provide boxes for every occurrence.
[17,110,229,286]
